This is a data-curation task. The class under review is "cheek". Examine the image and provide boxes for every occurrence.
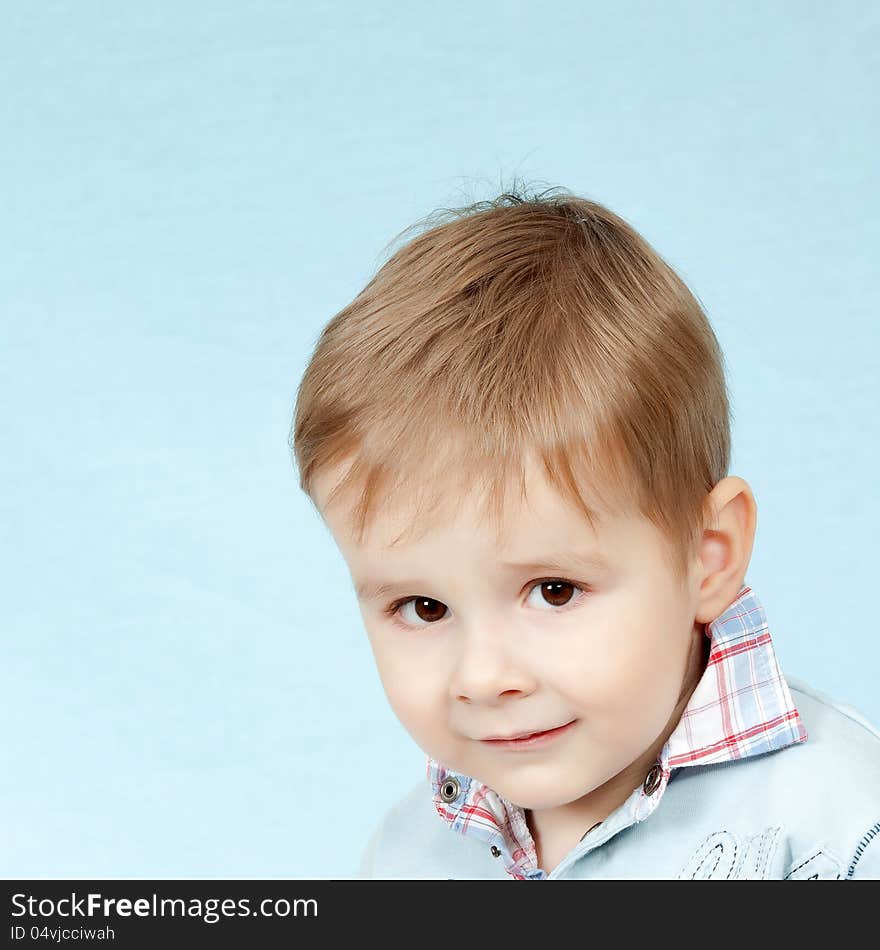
[376,668,447,755]
[368,635,441,727]
[557,616,683,734]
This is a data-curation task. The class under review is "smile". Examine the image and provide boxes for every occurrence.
[479,719,577,749]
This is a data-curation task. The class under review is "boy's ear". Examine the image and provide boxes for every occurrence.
[693,476,758,624]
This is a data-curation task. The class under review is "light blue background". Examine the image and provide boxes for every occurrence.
[2,1,877,879]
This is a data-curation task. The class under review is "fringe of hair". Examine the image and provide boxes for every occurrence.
[290,182,731,586]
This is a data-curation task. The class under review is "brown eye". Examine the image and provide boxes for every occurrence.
[412,598,447,623]
[539,580,576,607]
[389,596,448,625]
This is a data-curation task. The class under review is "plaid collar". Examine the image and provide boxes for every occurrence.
[425,583,809,879]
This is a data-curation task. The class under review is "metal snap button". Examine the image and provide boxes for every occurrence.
[643,763,663,796]
[439,776,461,803]
[490,845,502,858]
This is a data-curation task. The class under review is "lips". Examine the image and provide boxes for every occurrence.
[482,721,574,741]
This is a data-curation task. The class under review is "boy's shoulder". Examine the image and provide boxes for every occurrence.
[356,774,494,880]
[783,675,880,808]
[788,674,880,737]
[783,674,880,775]
[694,673,880,879]
[687,674,880,815]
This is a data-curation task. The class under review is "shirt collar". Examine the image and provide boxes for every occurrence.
[425,583,809,878]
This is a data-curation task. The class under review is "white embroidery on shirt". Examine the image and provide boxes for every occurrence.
[677,827,785,880]
[783,848,844,880]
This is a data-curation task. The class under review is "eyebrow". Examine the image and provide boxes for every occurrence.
[354,550,610,602]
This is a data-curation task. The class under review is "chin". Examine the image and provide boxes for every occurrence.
[491,774,599,811]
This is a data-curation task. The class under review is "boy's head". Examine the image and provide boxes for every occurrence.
[291,186,757,811]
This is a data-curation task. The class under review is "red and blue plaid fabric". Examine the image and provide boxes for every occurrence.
[426,583,809,879]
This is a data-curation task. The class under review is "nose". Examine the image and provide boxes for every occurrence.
[449,620,536,704]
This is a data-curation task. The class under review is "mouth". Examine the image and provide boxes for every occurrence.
[480,719,577,749]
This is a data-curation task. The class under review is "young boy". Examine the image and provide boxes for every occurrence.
[290,187,880,880]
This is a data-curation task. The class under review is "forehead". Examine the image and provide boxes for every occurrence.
[311,453,635,561]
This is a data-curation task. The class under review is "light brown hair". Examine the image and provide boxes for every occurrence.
[290,183,731,586]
